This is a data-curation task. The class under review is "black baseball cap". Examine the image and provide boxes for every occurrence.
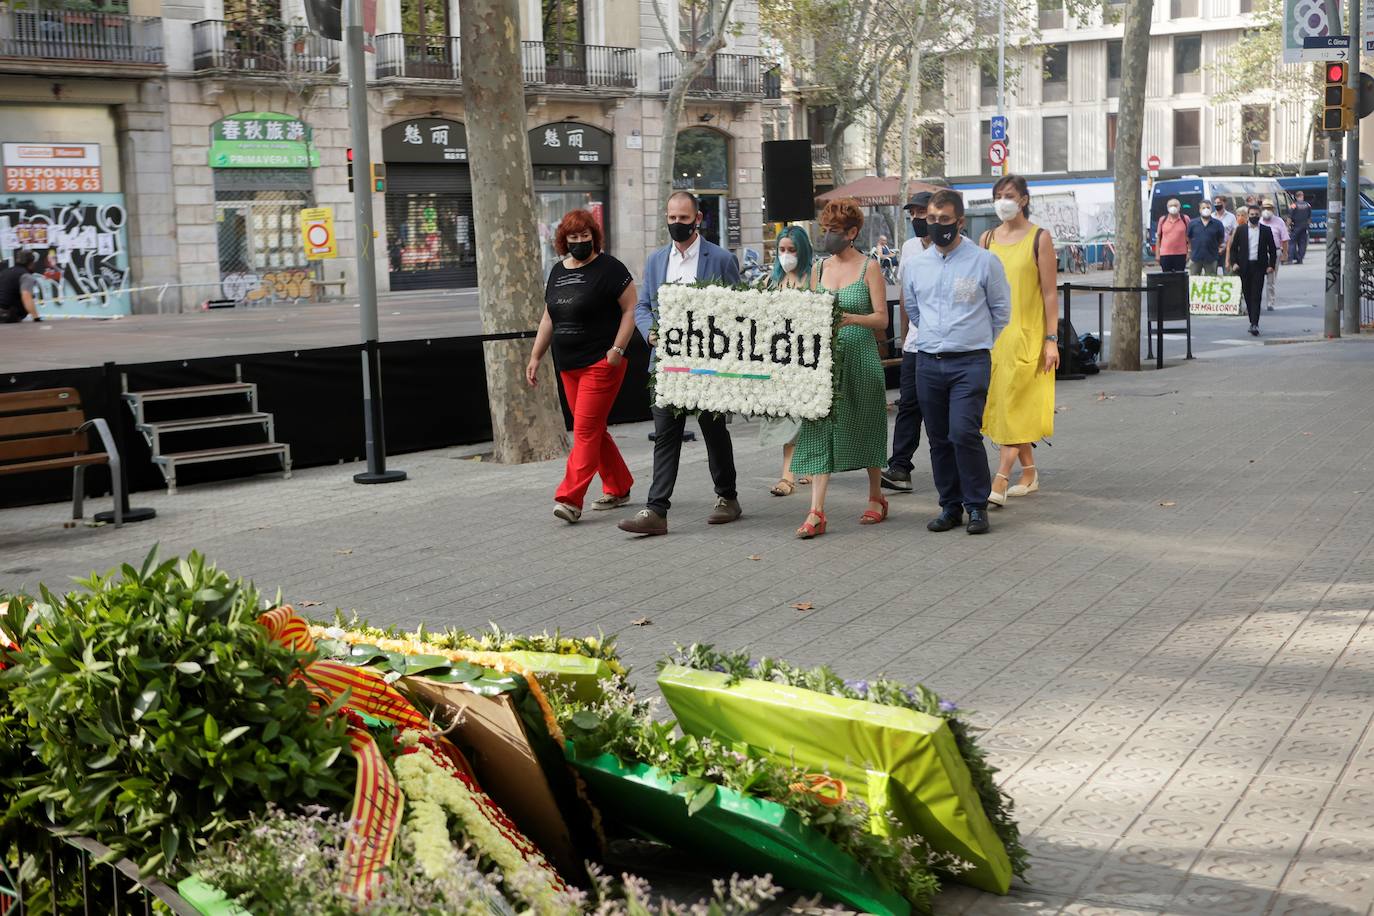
[903,191,933,212]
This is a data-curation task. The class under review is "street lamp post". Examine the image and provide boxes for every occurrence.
[1250,138,1260,176]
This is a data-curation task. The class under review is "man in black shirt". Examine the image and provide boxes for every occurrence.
[1288,190,1312,265]
[0,250,40,323]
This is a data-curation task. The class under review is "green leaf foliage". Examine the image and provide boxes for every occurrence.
[0,550,355,879]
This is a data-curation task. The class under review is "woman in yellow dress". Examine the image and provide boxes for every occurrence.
[980,175,1060,507]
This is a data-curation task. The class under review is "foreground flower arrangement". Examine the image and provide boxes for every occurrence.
[0,551,1026,915]
[654,283,838,420]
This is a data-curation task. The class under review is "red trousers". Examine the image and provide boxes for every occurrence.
[556,358,633,509]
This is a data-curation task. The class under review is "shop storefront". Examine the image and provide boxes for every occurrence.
[0,103,131,316]
[673,127,731,249]
[210,112,319,303]
[382,118,476,291]
[529,122,611,277]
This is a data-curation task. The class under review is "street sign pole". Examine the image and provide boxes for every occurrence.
[1327,136,1343,338]
[1345,0,1362,335]
[343,0,405,485]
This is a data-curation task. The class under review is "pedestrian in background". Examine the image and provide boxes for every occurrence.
[619,191,742,536]
[1187,201,1226,276]
[792,198,889,539]
[1227,205,1277,337]
[761,225,814,498]
[0,249,41,323]
[1156,198,1190,272]
[1289,190,1312,265]
[1258,199,1289,313]
[1213,196,1238,275]
[527,210,637,524]
[980,175,1058,509]
[906,189,1010,536]
[882,190,934,494]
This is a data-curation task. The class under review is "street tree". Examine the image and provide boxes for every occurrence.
[1209,0,1321,170]
[460,0,569,462]
[651,0,738,229]
[1109,0,1153,371]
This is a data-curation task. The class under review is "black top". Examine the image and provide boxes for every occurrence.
[0,265,29,319]
[1228,223,1278,272]
[544,252,633,370]
[1290,200,1312,230]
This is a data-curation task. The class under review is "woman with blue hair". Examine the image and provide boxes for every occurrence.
[761,225,814,497]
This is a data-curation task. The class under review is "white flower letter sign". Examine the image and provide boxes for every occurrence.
[654,284,836,420]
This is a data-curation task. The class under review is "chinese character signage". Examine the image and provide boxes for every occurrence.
[209,113,319,169]
[382,118,468,163]
[2,143,102,193]
[528,122,613,166]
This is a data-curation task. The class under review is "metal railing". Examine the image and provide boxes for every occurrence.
[658,51,763,95]
[191,20,339,74]
[0,8,162,64]
[521,41,636,88]
[374,32,460,80]
[811,143,830,166]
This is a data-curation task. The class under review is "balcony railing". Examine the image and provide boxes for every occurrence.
[0,8,162,65]
[659,51,763,95]
[375,32,460,80]
[811,144,830,167]
[522,41,636,88]
[192,20,338,74]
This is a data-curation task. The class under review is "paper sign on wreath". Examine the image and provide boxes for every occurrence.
[1189,274,1243,315]
[654,284,837,420]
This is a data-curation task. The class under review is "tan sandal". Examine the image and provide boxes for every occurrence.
[770,478,797,497]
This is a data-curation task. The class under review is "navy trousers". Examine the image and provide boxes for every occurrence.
[916,351,992,513]
[1292,228,1309,264]
[887,351,923,473]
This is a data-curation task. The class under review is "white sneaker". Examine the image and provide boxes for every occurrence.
[553,502,582,524]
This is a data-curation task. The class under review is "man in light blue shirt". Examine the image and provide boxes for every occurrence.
[903,189,1011,535]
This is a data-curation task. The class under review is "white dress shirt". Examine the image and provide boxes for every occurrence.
[666,234,702,285]
[1247,224,1260,263]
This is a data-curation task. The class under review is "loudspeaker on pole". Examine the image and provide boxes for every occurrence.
[762,140,815,223]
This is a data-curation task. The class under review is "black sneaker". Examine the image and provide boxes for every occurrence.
[881,466,913,492]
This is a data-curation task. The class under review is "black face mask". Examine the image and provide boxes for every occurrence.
[568,240,594,262]
[667,221,696,243]
[1248,215,1260,225]
[911,217,928,238]
[929,221,959,248]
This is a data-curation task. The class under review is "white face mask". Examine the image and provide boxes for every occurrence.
[1199,208,1212,218]
[994,199,1021,223]
[1262,209,1274,219]
[778,252,798,273]
[1168,205,1180,215]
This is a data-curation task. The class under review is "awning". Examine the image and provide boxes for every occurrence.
[816,176,947,208]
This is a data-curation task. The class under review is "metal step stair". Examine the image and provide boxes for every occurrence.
[123,369,291,495]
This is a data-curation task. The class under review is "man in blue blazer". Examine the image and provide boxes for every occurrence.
[619,191,742,536]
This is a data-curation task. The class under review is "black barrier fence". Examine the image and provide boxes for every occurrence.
[1060,277,1193,372]
[1,331,653,510]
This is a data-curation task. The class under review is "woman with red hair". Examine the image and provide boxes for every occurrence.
[527,209,638,524]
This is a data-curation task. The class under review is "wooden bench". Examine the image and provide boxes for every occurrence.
[0,388,123,527]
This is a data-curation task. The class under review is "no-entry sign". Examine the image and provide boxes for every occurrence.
[988,141,1008,166]
[300,206,337,261]
[1147,154,1161,176]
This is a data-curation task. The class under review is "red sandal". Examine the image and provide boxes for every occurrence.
[796,510,827,539]
[859,496,889,525]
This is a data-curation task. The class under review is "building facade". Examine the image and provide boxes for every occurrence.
[0,0,770,315]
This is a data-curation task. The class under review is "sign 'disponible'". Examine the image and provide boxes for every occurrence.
[209,113,319,169]
[1189,274,1243,315]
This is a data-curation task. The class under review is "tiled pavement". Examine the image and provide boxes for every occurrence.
[3,334,1374,915]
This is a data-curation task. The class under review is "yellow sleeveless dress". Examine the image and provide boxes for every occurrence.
[982,227,1054,445]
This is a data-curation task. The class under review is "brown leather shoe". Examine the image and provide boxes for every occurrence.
[618,508,668,536]
[707,497,742,525]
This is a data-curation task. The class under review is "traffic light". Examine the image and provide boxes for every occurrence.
[1323,62,1354,132]
[346,147,354,193]
[370,162,386,193]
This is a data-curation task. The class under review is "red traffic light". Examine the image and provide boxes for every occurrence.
[346,148,354,162]
[1328,62,1347,83]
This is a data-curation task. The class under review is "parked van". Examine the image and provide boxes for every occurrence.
[1147,176,1290,250]
[1275,175,1374,240]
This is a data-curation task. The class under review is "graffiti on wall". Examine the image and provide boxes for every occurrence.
[0,193,131,316]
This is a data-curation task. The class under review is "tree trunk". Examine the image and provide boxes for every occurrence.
[460,0,568,462]
[826,110,853,186]
[656,55,721,242]
[895,36,922,250]
[1109,0,1154,372]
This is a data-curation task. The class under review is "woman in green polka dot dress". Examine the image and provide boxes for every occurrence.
[791,198,891,539]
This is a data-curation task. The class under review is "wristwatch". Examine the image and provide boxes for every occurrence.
[1044,335,1057,342]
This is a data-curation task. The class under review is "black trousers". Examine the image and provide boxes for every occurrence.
[1240,264,1266,326]
[647,406,736,515]
[887,351,923,473]
[1292,228,1309,264]
[1159,254,1187,272]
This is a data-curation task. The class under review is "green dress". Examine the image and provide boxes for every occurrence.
[790,258,888,476]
